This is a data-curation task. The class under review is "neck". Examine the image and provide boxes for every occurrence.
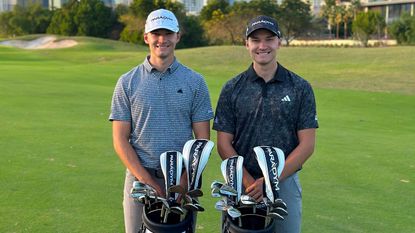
[148,55,175,73]
[253,62,278,82]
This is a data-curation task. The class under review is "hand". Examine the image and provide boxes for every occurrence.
[245,177,264,202]
[141,177,165,198]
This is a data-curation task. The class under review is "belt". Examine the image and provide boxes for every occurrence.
[144,167,164,179]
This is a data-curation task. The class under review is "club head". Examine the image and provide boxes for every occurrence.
[183,203,199,211]
[210,180,224,189]
[187,189,203,198]
[214,199,227,211]
[267,211,284,220]
[240,195,256,205]
[130,192,146,199]
[219,185,238,196]
[211,187,221,198]
[273,198,288,209]
[194,203,205,212]
[227,206,241,218]
[271,207,288,216]
[133,181,155,192]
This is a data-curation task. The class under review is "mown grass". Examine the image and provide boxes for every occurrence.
[0,37,414,233]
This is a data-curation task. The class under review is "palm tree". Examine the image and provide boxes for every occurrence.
[343,5,354,38]
[321,0,337,39]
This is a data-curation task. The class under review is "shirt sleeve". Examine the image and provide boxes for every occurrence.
[109,76,132,122]
[297,81,319,130]
[191,77,214,122]
[212,81,236,134]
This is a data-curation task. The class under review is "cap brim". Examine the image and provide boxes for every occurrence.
[145,26,179,33]
[246,25,279,38]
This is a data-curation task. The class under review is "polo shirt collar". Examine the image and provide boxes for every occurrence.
[247,62,286,83]
[143,56,179,74]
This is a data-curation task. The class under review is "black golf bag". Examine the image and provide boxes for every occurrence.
[140,202,194,233]
[222,206,276,233]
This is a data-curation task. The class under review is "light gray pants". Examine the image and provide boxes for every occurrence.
[273,172,302,233]
[122,169,197,233]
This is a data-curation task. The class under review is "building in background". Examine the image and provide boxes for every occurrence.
[361,0,414,23]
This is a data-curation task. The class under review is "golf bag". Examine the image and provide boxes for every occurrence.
[222,206,276,233]
[220,156,277,233]
[140,202,194,233]
[219,147,287,233]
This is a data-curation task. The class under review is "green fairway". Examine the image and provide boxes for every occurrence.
[1,37,414,233]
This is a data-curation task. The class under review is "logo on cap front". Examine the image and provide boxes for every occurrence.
[251,20,274,27]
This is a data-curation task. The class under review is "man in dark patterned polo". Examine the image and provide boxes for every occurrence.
[213,15,319,233]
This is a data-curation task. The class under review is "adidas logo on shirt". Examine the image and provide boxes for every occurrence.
[281,95,291,102]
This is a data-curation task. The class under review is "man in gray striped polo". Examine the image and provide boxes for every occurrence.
[109,9,214,233]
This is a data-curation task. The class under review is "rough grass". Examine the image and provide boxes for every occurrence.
[0,37,414,233]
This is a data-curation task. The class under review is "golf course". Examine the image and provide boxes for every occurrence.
[0,36,414,233]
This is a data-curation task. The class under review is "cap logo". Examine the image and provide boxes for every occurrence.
[151,16,175,22]
[251,20,274,27]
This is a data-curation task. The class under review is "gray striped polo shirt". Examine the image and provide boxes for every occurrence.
[109,57,214,169]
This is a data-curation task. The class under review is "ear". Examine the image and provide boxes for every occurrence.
[176,32,181,43]
[245,39,249,49]
[144,33,149,45]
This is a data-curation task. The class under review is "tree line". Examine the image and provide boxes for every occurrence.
[1,0,414,47]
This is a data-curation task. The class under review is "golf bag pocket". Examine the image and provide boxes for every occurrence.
[141,202,193,233]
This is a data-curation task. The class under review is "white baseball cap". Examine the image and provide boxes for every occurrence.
[145,9,179,33]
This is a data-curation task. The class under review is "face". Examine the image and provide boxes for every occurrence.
[144,29,180,60]
[246,29,280,66]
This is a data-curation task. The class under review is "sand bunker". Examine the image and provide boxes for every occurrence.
[0,36,78,49]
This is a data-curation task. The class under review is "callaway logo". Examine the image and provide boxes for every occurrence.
[151,16,174,22]
[266,147,280,192]
[190,142,203,185]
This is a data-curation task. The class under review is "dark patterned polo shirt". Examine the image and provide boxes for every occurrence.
[213,63,319,178]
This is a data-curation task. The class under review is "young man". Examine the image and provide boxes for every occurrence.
[213,15,319,233]
[109,9,214,233]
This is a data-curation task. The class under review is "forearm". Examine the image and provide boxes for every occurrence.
[192,121,210,139]
[113,138,152,181]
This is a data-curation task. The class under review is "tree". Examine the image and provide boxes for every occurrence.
[342,6,353,39]
[321,0,336,38]
[334,5,345,39]
[178,15,207,48]
[278,0,311,45]
[200,0,230,22]
[204,9,244,45]
[74,0,115,37]
[388,13,415,44]
[119,14,144,44]
[0,4,52,36]
[352,11,385,46]
[130,0,155,18]
[232,0,279,18]
[47,0,79,36]
[0,12,15,36]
